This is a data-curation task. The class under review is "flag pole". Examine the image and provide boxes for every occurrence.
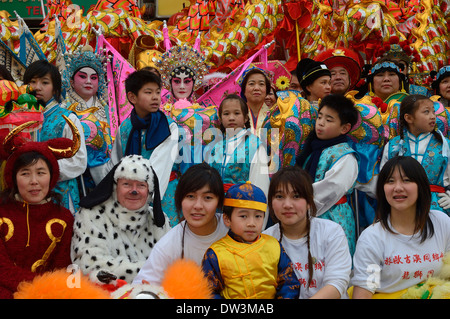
[295,20,301,61]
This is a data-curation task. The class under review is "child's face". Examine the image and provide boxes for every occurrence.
[182,184,219,236]
[220,99,248,130]
[223,208,265,242]
[404,99,436,137]
[28,73,55,103]
[315,105,350,140]
[271,183,309,231]
[16,158,51,204]
[383,166,418,215]
[127,82,161,118]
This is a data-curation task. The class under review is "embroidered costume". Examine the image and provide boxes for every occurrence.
[202,182,299,299]
[62,45,112,194]
[0,200,73,299]
[40,99,86,212]
[156,42,215,226]
[298,138,359,255]
[382,130,450,216]
[204,128,269,196]
[203,231,299,299]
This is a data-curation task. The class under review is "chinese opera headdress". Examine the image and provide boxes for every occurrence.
[156,39,209,92]
[62,45,109,98]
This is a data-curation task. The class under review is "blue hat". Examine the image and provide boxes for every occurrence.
[224,181,267,212]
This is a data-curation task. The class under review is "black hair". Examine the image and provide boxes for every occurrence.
[399,94,441,142]
[296,58,331,96]
[23,60,62,102]
[318,94,359,127]
[218,94,251,132]
[174,163,224,221]
[0,64,14,82]
[125,69,162,96]
[268,166,316,287]
[140,66,161,78]
[376,156,434,243]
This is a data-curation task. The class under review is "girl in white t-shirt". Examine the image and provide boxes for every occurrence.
[263,166,352,299]
[133,163,229,285]
[351,156,450,299]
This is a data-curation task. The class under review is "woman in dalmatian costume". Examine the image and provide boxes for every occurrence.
[71,155,171,284]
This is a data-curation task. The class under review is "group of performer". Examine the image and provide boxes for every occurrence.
[0,0,450,300]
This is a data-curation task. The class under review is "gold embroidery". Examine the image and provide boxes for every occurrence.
[0,218,14,242]
[31,219,67,273]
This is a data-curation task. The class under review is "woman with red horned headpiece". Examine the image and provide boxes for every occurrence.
[0,118,80,299]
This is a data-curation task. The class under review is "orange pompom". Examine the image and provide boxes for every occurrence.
[14,269,111,299]
[161,259,212,299]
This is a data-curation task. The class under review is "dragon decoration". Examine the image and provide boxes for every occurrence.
[0,0,447,76]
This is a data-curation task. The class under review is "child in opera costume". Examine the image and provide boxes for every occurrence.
[202,182,299,299]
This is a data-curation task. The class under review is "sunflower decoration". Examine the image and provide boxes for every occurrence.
[254,61,292,92]
[276,76,290,90]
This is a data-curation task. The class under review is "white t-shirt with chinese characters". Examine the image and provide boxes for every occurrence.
[263,218,352,299]
[351,210,450,294]
[132,214,228,286]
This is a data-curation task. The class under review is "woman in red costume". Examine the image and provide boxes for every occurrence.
[0,118,80,298]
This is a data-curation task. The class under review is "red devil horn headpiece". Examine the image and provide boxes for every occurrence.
[2,115,81,190]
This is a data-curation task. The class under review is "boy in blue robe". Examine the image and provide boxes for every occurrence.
[296,94,360,255]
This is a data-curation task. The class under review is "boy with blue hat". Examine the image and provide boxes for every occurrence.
[202,182,299,299]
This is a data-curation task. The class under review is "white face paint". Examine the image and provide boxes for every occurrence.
[70,67,99,102]
[171,70,194,100]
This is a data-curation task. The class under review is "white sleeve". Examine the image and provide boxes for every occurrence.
[313,154,358,217]
[322,225,352,297]
[249,144,270,194]
[249,144,270,228]
[148,122,179,198]
[57,113,87,181]
[379,142,389,169]
[350,227,383,293]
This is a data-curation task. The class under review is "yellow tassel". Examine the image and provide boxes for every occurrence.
[23,201,30,247]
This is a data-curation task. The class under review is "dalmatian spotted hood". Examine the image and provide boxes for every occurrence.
[72,155,169,283]
[79,155,165,227]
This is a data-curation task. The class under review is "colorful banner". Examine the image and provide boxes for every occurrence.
[17,14,47,65]
[96,33,135,138]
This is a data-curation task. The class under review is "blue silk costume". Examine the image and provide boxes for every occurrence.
[387,131,450,216]
[308,142,359,256]
[40,100,81,211]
